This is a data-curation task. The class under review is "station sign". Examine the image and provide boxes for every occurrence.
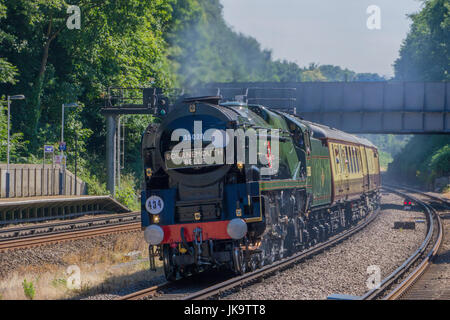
[54,155,67,165]
[44,145,54,153]
[59,142,67,151]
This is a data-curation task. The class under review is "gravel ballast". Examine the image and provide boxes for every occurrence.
[0,191,427,300]
[224,191,427,300]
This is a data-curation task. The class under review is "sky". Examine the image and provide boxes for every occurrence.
[220,0,424,77]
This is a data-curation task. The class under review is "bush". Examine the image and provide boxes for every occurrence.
[115,174,139,211]
[22,279,35,300]
[428,145,450,179]
[83,173,108,196]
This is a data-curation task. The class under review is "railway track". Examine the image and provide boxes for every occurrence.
[117,272,233,300]
[0,212,141,251]
[119,199,381,300]
[362,185,447,300]
[117,282,171,300]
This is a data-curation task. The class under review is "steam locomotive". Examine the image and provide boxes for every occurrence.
[141,95,380,280]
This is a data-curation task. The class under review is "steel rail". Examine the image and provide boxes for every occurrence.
[383,186,444,300]
[362,185,444,300]
[0,211,140,241]
[181,203,381,300]
[0,222,141,251]
[117,282,171,300]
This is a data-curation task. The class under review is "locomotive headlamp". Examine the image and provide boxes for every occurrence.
[227,218,247,240]
[144,225,164,245]
[152,215,160,224]
[237,162,244,170]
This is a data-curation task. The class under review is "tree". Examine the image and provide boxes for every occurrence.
[394,0,449,81]
[0,1,17,84]
[388,0,450,189]
[0,0,174,152]
[0,100,27,162]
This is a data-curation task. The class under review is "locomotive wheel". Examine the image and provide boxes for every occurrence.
[179,266,190,278]
[163,245,177,281]
[232,247,246,275]
[248,253,262,271]
[284,224,296,256]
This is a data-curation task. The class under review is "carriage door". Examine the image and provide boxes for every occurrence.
[361,147,370,191]
[358,147,369,192]
[331,144,341,197]
[342,146,351,193]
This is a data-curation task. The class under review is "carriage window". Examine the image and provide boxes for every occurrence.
[348,147,353,173]
[345,146,350,173]
[349,148,353,173]
[351,148,356,173]
[334,147,340,170]
[355,149,360,172]
[352,148,357,173]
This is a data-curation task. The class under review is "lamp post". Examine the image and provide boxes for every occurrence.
[6,94,25,198]
[74,130,78,195]
[60,102,79,195]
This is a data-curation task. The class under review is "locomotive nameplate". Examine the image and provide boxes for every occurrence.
[165,148,225,169]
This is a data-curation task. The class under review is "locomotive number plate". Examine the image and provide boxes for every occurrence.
[146,195,164,214]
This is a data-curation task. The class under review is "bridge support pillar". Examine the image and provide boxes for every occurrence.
[106,115,117,197]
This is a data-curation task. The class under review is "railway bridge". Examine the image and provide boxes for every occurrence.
[101,81,449,195]
[211,81,450,134]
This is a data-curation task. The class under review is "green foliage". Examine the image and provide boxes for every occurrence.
[166,1,382,87]
[51,278,67,288]
[388,135,450,187]
[378,151,394,171]
[0,99,27,162]
[115,174,140,210]
[388,1,449,188]
[319,65,385,82]
[0,58,18,84]
[428,145,450,179]
[0,1,17,84]
[394,0,449,81]
[0,0,174,153]
[82,173,108,196]
[22,279,35,300]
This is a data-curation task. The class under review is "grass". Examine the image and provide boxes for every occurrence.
[0,232,163,300]
[22,279,36,300]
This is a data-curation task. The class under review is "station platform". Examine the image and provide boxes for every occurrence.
[0,195,130,226]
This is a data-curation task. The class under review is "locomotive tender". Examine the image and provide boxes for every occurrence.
[141,95,381,280]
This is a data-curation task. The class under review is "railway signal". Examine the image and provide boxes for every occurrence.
[403,199,413,210]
